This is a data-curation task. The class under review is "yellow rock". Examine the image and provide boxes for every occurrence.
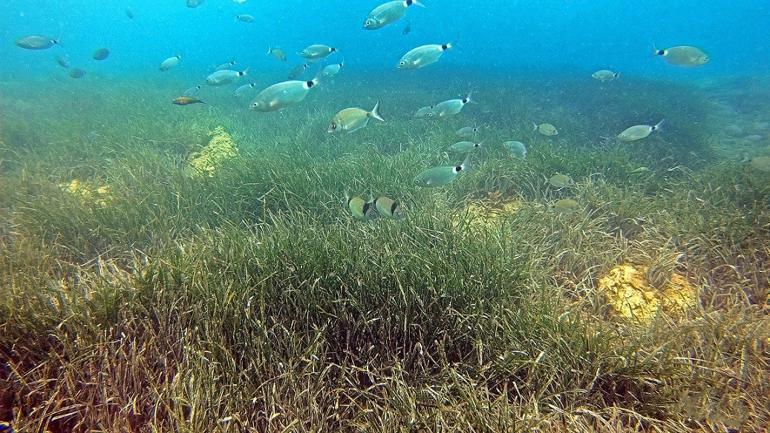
[597,264,698,323]
[59,179,112,208]
[452,191,522,234]
[188,126,239,177]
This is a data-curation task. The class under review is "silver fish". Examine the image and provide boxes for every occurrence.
[234,82,257,97]
[456,125,482,138]
[415,105,435,118]
[183,84,202,96]
[299,44,337,61]
[414,153,472,187]
[503,141,527,159]
[364,0,423,30]
[321,61,344,78]
[159,55,181,71]
[434,93,473,117]
[449,141,483,153]
[215,60,236,71]
[618,120,664,142]
[654,45,709,67]
[16,35,59,50]
[250,78,320,112]
[398,43,451,69]
[288,63,309,80]
[206,68,248,86]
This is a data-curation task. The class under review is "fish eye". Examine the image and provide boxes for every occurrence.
[399,61,406,66]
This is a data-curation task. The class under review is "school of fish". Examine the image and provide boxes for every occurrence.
[13,0,715,221]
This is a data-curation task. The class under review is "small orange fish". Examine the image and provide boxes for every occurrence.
[172,96,204,105]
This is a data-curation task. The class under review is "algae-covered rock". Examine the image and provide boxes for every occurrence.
[188,126,239,177]
[452,191,522,234]
[59,179,112,207]
[598,263,698,322]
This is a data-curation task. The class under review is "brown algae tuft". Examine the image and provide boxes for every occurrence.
[188,126,239,177]
[598,263,699,322]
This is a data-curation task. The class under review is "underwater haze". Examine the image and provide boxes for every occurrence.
[2,0,770,432]
[2,0,770,77]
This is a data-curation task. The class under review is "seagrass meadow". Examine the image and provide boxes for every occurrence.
[1,72,769,432]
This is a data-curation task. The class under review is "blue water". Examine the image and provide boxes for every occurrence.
[1,0,768,81]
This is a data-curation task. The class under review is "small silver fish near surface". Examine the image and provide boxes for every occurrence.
[364,0,423,30]
[68,68,86,79]
[55,54,70,68]
[16,35,59,50]
[267,47,287,61]
[236,14,255,22]
[92,48,110,61]
[299,44,337,61]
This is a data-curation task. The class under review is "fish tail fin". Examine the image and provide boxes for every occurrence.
[465,92,477,104]
[532,122,538,132]
[443,42,453,51]
[370,102,385,122]
[410,0,426,8]
[614,72,620,78]
[240,67,249,76]
[652,43,664,56]
[267,46,272,54]
[460,152,472,172]
[653,119,665,132]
